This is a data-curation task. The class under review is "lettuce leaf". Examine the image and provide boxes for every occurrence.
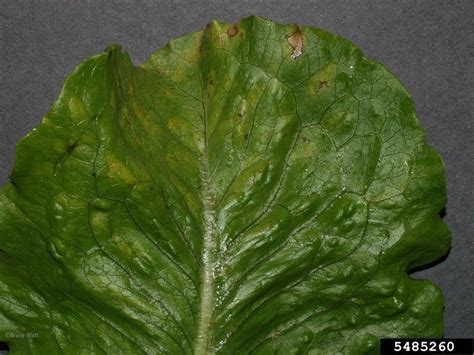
[0,16,450,354]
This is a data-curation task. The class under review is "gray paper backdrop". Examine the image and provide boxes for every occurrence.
[1,0,473,338]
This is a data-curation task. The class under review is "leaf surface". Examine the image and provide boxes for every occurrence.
[0,17,450,354]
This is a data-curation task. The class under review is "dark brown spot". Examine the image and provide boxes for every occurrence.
[209,78,214,85]
[302,136,310,144]
[319,81,329,89]
[244,134,249,140]
[0,249,11,259]
[8,174,16,187]
[122,116,131,127]
[67,141,78,153]
[227,25,239,37]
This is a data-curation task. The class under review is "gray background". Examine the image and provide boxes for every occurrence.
[1,0,472,338]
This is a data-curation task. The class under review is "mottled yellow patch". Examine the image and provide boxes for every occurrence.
[296,137,317,159]
[136,110,158,134]
[53,140,68,154]
[227,159,269,206]
[53,191,87,210]
[246,80,266,106]
[109,91,118,111]
[167,116,198,150]
[172,65,185,80]
[324,111,349,132]
[80,130,96,145]
[132,102,145,119]
[169,173,200,216]
[31,162,54,176]
[128,160,151,181]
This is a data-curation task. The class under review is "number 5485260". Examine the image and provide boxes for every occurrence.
[393,340,455,352]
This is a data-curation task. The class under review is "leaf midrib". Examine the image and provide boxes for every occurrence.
[194,44,218,354]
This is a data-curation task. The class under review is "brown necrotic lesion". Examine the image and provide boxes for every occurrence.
[288,30,303,60]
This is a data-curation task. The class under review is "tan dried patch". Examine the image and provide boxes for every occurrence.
[227,25,239,37]
[288,30,303,60]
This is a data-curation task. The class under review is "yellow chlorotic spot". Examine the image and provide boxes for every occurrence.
[68,97,88,122]
[111,235,134,255]
[106,154,137,184]
[90,210,108,234]
[308,62,337,95]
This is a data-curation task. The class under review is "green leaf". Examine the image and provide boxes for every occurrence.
[0,16,450,354]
